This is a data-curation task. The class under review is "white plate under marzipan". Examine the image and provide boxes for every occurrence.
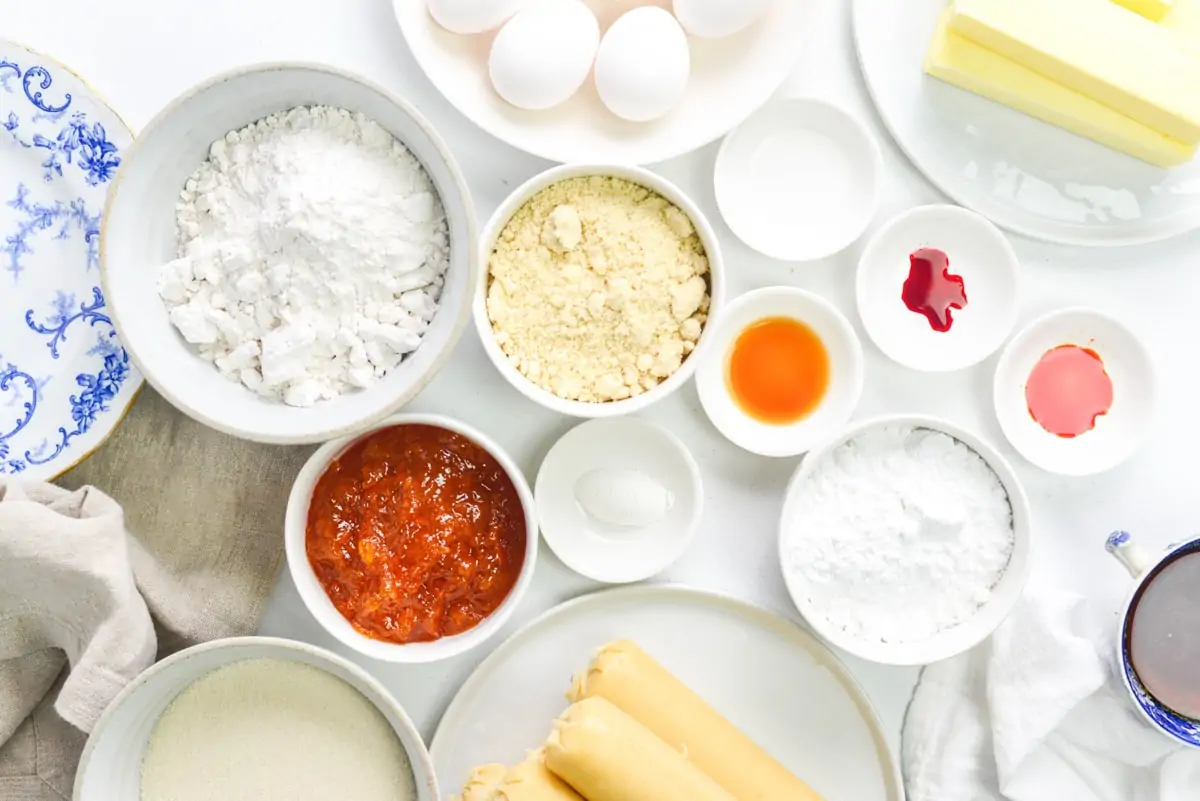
[430,585,903,801]
[394,0,817,165]
[853,0,1200,247]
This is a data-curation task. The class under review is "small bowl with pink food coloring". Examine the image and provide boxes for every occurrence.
[993,308,1156,477]
[856,204,1020,372]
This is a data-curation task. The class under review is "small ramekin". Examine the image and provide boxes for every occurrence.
[284,413,538,663]
[475,163,726,418]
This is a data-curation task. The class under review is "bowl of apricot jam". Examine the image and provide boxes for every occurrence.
[285,413,537,663]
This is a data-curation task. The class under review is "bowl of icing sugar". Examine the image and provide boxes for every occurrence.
[777,414,1032,665]
[101,63,477,443]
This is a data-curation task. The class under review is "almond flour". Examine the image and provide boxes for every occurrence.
[487,176,710,403]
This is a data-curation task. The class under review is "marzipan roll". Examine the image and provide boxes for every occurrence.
[568,639,824,801]
[454,763,506,801]
[494,747,583,801]
[544,697,735,801]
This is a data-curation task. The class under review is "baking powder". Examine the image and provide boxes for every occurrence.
[783,425,1014,644]
[158,105,449,407]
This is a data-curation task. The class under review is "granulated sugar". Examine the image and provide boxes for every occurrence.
[141,658,416,801]
[783,425,1014,644]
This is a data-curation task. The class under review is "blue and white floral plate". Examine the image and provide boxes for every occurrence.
[0,41,141,479]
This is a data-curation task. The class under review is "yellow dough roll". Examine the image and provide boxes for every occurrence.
[544,697,735,801]
[494,748,583,801]
[454,763,507,801]
[567,639,824,801]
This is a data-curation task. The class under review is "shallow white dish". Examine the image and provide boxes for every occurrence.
[393,0,814,165]
[74,636,437,801]
[715,97,881,262]
[535,417,702,583]
[852,0,1200,247]
[101,62,477,445]
[696,287,863,458]
[284,413,539,663]
[0,41,142,479]
[475,162,725,418]
[993,308,1155,476]
[778,414,1032,666]
[430,585,903,801]
[857,204,1019,372]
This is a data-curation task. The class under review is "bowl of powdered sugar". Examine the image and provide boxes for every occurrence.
[101,63,476,443]
[778,415,1032,665]
[74,636,436,801]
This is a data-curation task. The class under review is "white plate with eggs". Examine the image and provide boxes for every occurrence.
[396,0,817,164]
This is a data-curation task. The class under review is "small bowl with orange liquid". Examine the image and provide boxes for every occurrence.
[696,287,864,457]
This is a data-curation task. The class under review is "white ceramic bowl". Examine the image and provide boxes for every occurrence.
[696,287,864,458]
[73,636,437,801]
[475,163,726,418]
[778,414,1032,666]
[857,205,1020,372]
[715,97,881,262]
[101,63,478,444]
[284,413,538,663]
[994,308,1155,476]
[534,418,703,584]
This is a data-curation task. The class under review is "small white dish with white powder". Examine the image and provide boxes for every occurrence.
[778,415,1031,665]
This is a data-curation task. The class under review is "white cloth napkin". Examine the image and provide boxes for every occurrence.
[903,589,1200,801]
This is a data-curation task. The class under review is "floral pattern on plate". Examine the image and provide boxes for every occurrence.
[0,41,141,479]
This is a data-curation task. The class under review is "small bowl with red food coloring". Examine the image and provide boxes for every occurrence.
[856,204,1020,373]
[284,413,538,663]
[993,308,1156,477]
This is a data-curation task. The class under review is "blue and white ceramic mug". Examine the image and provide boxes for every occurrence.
[1106,530,1200,748]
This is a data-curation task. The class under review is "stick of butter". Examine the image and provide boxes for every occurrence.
[925,10,1196,168]
[951,0,1200,142]
[1112,0,1173,22]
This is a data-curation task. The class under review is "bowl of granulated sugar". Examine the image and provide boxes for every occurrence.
[101,63,477,444]
[74,636,436,801]
[777,414,1032,666]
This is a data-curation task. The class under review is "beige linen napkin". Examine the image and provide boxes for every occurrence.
[0,388,313,800]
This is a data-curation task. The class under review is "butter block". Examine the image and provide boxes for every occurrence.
[1164,0,1200,36]
[1112,0,1173,21]
[925,11,1196,167]
[951,0,1200,142]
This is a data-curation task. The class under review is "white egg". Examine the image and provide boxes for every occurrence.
[427,0,525,34]
[594,7,690,122]
[574,468,674,529]
[672,0,770,38]
[489,0,600,111]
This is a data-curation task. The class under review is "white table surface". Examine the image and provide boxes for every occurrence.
[12,0,1199,770]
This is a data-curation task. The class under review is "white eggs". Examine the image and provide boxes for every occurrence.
[673,0,770,38]
[489,0,600,111]
[427,0,525,35]
[594,7,690,122]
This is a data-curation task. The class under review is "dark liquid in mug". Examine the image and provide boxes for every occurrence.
[1129,550,1200,720]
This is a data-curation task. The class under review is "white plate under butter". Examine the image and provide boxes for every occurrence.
[430,585,903,801]
[853,0,1200,247]
[535,418,702,584]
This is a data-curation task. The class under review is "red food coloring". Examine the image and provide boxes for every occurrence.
[1025,345,1114,438]
[902,248,968,333]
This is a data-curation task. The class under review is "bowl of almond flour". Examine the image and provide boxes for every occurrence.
[73,636,436,801]
[777,414,1033,666]
[100,63,477,444]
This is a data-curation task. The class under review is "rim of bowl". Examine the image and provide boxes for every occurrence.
[99,60,479,445]
[72,635,438,801]
[696,285,866,458]
[473,162,727,419]
[992,306,1156,477]
[856,203,1021,373]
[284,413,539,663]
[776,413,1033,666]
[533,417,704,584]
[714,96,882,263]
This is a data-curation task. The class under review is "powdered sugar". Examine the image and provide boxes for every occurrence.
[783,425,1014,644]
[158,105,449,407]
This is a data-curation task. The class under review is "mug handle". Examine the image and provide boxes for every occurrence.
[1106,530,1154,578]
